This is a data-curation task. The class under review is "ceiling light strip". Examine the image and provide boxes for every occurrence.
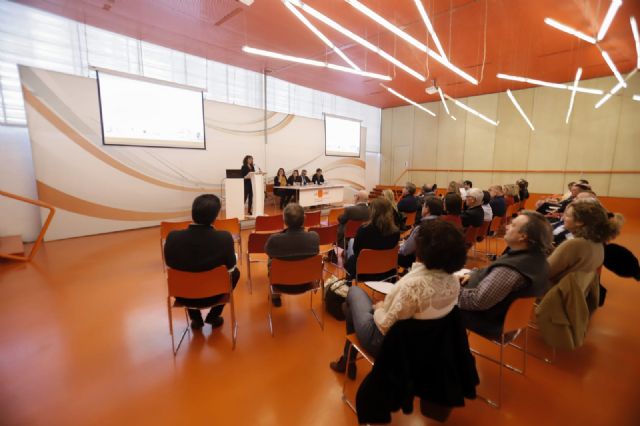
[597,0,623,41]
[242,46,391,80]
[595,68,638,108]
[600,50,626,87]
[288,1,425,81]
[382,84,436,117]
[566,67,582,124]
[339,0,478,84]
[497,73,604,95]
[544,18,596,44]
[283,1,360,70]
[437,87,451,115]
[632,94,640,101]
[631,17,640,69]
[443,93,498,126]
[413,0,447,60]
[506,89,534,130]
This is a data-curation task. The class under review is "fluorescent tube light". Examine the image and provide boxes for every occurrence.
[506,89,534,130]
[601,50,626,87]
[283,1,360,71]
[335,0,478,84]
[566,68,582,124]
[497,73,604,95]
[382,84,436,117]
[242,46,391,80]
[437,87,451,116]
[632,94,640,101]
[631,17,640,69]
[443,93,498,126]
[544,18,596,44]
[594,68,638,108]
[597,0,623,41]
[413,0,447,60]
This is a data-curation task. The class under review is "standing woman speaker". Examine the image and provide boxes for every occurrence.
[241,155,255,216]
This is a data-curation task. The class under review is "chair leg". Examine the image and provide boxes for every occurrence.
[309,281,324,331]
[342,344,357,413]
[268,287,274,337]
[247,254,252,294]
[229,293,238,350]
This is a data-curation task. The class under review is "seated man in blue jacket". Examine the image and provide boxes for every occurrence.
[397,182,420,214]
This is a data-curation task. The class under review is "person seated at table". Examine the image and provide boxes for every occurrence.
[300,169,311,185]
[273,167,289,209]
[398,196,443,268]
[330,220,467,379]
[344,198,401,281]
[312,168,325,185]
[288,169,302,185]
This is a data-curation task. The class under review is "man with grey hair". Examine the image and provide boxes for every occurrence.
[397,182,420,214]
[265,203,319,307]
[460,187,485,228]
[337,190,370,248]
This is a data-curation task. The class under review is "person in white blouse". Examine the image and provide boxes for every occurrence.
[329,220,468,380]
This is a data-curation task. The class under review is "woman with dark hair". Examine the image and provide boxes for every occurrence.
[330,220,467,379]
[441,192,463,228]
[274,168,288,209]
[344,198,401,280]
[548,200,623,285]
[241,155,255,215]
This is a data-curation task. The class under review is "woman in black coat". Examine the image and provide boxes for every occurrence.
[241,155,255,215]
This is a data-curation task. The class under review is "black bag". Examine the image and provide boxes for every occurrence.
[324,277,349,321]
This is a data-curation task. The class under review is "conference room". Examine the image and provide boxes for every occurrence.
[1,0,640,424]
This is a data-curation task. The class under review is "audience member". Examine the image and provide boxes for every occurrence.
[337,190,370,248]
[398,196,444,268]
[164,194,240,329]
[460,180,472,198]
[265,203,320,307]
[458,211,552,338]
[397,182,420,214]
[344,198,400,280]
[446,181,461,195]
[330,220,467,379]
[517,179,529,205]
[441,192,463,228]
[488,185,506,217]
[481,190,494,222]
[551,191,597,245]
[382,189,406,230]
[312,168,325,185]
[460,188,484,228]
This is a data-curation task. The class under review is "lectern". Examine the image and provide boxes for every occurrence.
[224,169,244,220]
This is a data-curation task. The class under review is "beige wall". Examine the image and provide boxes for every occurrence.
[380,75,640,197]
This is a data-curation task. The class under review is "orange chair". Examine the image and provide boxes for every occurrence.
[343,219,364,248]
[268,255,324,336]
[355,246,399,284]
[246,231,276,294]
[468,297,536,408]
[160,220,192,271]
[325,207,345,226]
[464,226,479,249]
[471,220,492,258]
[309,224,338,256]
[403,211,417,228]
[485,216,505,256]
[215,217,242,265]
[342,333,375,412]
[255,214,284,233]
[167,265,238,354]
[304,210,321,228]
[440,215,462,229]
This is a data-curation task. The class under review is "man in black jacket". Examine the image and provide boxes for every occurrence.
[460,188,484,229]
[397,182,420,214]
[164,194,240,329]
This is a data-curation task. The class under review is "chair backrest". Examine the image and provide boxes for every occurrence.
[160,220,191,240]
[327,207,345,225]
[167,265,231,299]
[503,297,536,334]
[464,226,479,246]
[255,214,284,232]
[478,220,491,238]
[344,220,364,239]
[270,255,323,285]
[404,211,417,227]
[247,232,275,254]
[214,217,240,237]
[304,210,321,228]
[489,216,502,233]
[440,215,462,228]
[309,224,338,246]
[356,247,399,277]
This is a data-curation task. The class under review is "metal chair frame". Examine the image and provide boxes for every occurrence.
[342,333,375,413]
[215,217,242,265]
[246,232,276,294]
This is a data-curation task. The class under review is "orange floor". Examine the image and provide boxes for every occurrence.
[1,210,640,425]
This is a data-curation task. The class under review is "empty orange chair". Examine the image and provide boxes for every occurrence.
[215,217,242,264]
[343,219,364,248]
[309,224,338,256]
[167,265,238,354]
[246,231,276,293]
[268,255,324,335]
[326,207,345,226]
[160,220,191,271]
[304,210,321,228]
[355,246,399,284]
[255,214,284,232]
[403,211,417,228]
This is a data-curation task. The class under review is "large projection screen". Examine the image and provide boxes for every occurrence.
[97,71,206,149]
[324,114,362,157]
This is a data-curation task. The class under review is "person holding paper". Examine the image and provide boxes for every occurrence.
[241,155,255,215]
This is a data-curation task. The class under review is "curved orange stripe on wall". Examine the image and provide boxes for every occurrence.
[37,181,191,221]
[207,114,294,136]
[324,158,366,170]
[23,86,218,193]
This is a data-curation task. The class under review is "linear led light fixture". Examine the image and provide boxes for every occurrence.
[413,0,447,60]
[633,94,640,101]
[437,87,451,115]
[631,17,640,69]
[443,93,498,126]
[242,46,391,80]
[339,0,478,85]
[496,73,605,95]
[285,1,425,81]
[601,50,626,87]
[506,89,534,130]
[595,68,638,108]
[597,0,623,41]
[566,68,582,124]
[544,18,596,44]
[283,1,360,71]
[382,84,436,117]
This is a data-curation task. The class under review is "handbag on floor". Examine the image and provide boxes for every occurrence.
[324,276,349,321]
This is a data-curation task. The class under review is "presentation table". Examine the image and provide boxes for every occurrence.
[286,184,344,207]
